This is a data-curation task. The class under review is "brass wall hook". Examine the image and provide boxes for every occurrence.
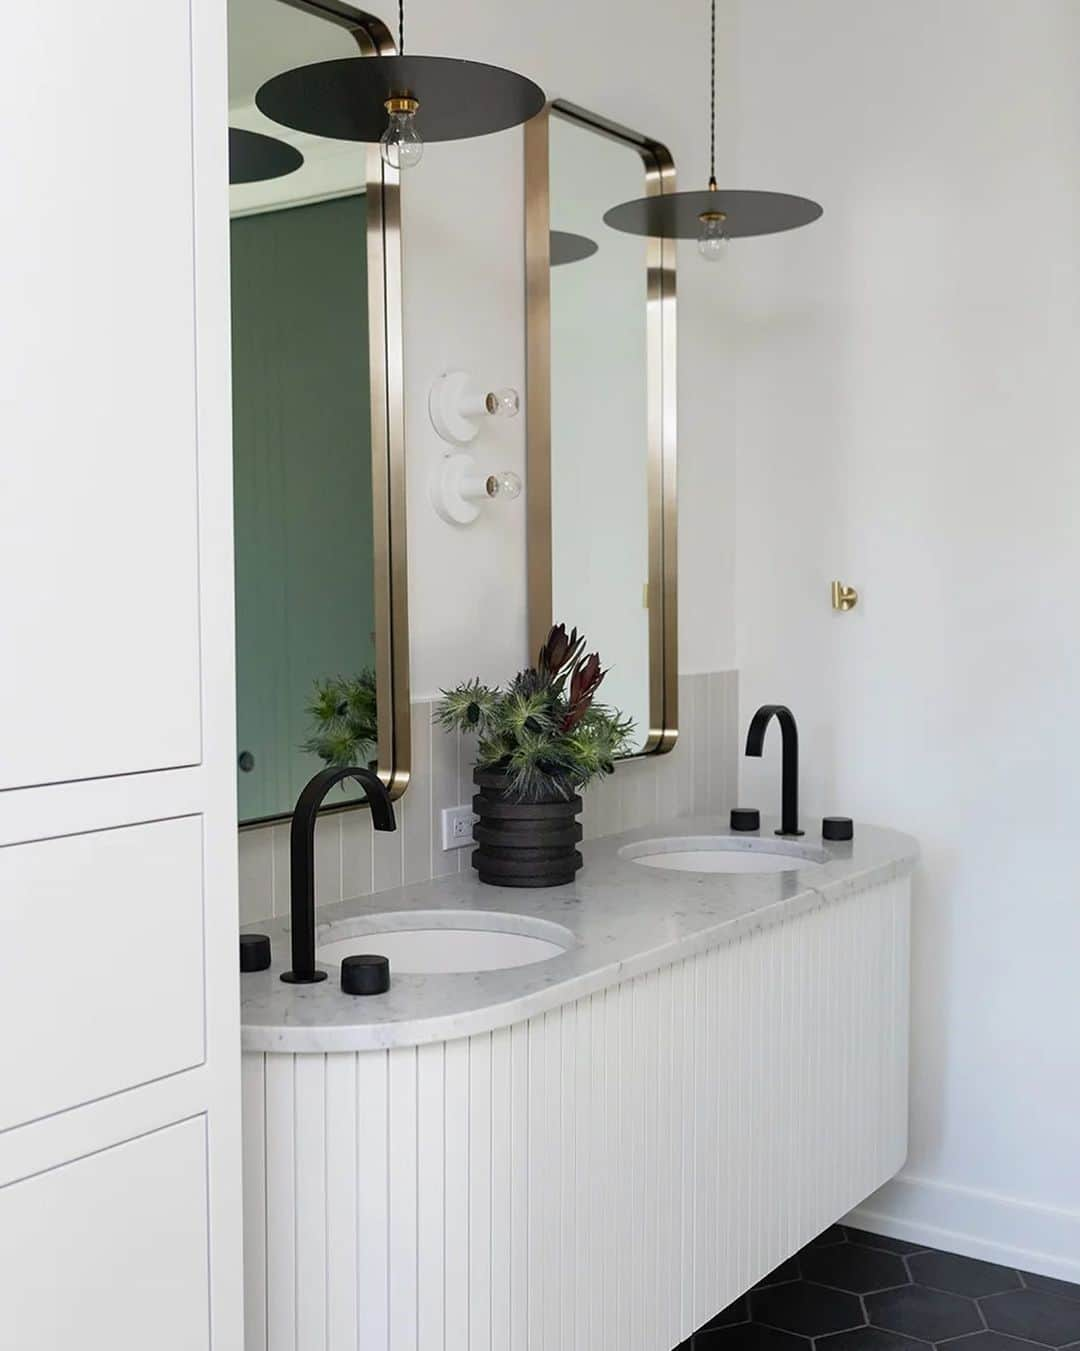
[831,580,858,612]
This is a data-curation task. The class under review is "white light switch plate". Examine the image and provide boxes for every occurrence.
[441,805,477,851]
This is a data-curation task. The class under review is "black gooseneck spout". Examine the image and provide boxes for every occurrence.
[281,766,397,984]
[744,704,804,838]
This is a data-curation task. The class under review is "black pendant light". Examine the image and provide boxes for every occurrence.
[550,231,599,266]
[255,1,544,172]
[228,127,304,185]
[603,0,822,258]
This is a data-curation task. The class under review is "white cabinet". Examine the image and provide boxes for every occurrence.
[0,0,204,789]
[3,1120,212,1351]
[0,816,207,1133]
[0,0,242,1343]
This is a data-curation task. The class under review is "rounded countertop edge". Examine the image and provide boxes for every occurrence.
[240,817,917,1055]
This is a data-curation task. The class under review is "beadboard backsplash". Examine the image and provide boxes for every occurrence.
[237,671,738,924]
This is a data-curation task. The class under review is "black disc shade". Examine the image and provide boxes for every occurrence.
[256,55,545,145]
[550,230,599,266]
[228,127,304,185]
[604,188,823,239]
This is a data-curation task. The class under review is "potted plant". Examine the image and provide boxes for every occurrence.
[437,625,634,886]
[303,669,378,770]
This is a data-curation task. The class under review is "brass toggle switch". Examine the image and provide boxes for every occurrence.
[831,580,858,612]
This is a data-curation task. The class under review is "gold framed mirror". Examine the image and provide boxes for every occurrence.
[525,99,678,758]
[229,0,409,827]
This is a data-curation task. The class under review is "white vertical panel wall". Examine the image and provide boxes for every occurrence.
[243,875,910,1351]
[0,0,244,1344]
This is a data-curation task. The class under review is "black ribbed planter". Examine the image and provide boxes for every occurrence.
[471,768,583,887]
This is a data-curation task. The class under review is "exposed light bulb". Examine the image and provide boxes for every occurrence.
[484,387,520,419]
[485,470,522,501]
[698,210,728,262]
[380,95,423,170]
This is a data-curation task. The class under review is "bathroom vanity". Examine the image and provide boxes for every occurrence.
[240,817,916,1351]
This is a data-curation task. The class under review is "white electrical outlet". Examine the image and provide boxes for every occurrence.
[441,805,477,851]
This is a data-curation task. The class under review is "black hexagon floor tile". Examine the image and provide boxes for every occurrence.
[756,1258,802,1289]
[751,1281,863,1337]
[938,1333,1050,1351]
[802,1243,910,1294]
[909,1251,1020,1298]
[1023,1274,1080,1306]
[866,1285,983,1341]
[694,1324,811,1351]
[700,1296,750,1331]
[680,1232,1080,1351]
[844,1227,928,1256]
[818,1327,931,1351]
[982,1290,1080,1347]
[802,1225,849,1253]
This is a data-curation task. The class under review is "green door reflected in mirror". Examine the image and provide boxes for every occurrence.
[231,195,376,823]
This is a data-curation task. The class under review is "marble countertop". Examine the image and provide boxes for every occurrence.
[240,815,917,1053]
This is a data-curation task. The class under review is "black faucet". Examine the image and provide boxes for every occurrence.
[744,704,804,838]
[281,766,397,984]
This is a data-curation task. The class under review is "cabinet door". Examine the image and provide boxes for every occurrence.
[0,816,207,1133]
[0,0,204,790]
[3,1120,211,1351]
[0,0,243,1346]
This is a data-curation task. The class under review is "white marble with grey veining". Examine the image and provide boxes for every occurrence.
[239,815,917,1053]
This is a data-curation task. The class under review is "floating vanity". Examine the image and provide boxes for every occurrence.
[240,817,916,1351]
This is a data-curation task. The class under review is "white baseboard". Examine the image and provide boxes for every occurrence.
[844,1174,1080,1285]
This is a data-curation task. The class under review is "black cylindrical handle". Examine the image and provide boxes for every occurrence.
[341,954,390,996]
[730,807,761,832]
[239,933,272,973]
[823,816,854,842]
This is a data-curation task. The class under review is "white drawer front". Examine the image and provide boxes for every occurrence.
[0,815,206,1132]
[3,1117,210,1351]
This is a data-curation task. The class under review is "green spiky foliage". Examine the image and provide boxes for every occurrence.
[436,624,635,801]
[303,670,378,768]
[434,678,501,734]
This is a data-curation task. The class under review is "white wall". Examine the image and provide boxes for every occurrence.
[400,0,739,696]
[730,0,1080,1278]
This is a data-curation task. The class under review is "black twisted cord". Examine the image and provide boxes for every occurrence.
[709,0,716,187]
[399,0,404,54]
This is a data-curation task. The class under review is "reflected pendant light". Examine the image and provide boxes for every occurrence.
[255,0,545,172]
[228,127,304,184]
[550,230,599,266]
[603,0,822,258]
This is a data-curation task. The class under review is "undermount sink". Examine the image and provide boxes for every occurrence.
[620,835,828,874]
[315,911,573,975]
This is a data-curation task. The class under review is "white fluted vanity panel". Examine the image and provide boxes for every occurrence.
[242,874,909,1351]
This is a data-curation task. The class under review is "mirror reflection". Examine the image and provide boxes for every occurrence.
[229,0,380,824]
[549,113,652,754]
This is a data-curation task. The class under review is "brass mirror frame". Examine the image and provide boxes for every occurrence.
[524,99,678,757]
[237,0,410,827]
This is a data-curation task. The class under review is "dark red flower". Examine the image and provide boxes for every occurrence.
[561,652,606,731]
[537,623,584,678]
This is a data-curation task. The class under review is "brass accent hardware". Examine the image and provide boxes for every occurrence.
[384,94,419,115]
[831,581,859,612]
[525,100,678,758]
[698,209,727,224]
